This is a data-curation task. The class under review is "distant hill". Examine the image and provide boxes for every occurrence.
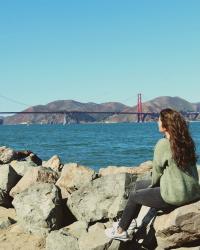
[105,96,198,123]
[3,100,129,125]
[2,96,200,124]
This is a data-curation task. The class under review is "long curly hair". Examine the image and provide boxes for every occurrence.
[160,108,197,170]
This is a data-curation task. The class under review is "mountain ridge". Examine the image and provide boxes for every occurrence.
[2,96,200,124]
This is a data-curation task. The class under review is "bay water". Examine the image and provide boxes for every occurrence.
[0,122,200,171]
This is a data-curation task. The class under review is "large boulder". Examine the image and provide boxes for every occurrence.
[43,155,62,172]
[99,161,153,177]
[67,173,137,223]
[46,221,88,250]
[0,205,16,220]
[56,163,97,199]
[12,183,63,235]
[46,230,79,250]
[78,223,113,250]
[0,146,15,164]
[10,166,59,197]
[0,206,16,230]
[0,224,46,250]
[10,160,37,176]
[24,152,42,166]
[0,164,20,192]
[60,221,88,239]
[154,200,200,249]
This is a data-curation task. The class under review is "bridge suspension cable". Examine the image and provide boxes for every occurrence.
[0,93,31,108]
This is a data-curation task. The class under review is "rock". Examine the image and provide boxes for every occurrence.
[136,171,152,182]
[0,224,46,250]
[154,201,200,249]
[10,166,59,197]
[67,173,137,223]
[14,150,42,165]
[107,240,121,250]
[171,247,200,250]
[59,221,88,239]
[43,155,62,172]
[25,152,42,165]
[99,161,152,177]
[0,164,20,192]
[0,206,16,230]
[78,223,112,250]
[10,160,37,176]
[46,229,79,250]
[0,207,16,220]
[12,183,63,235]
[0,188,13,208]
[0,146,15,164]
[56,163,97,199]
[0,217,14,229]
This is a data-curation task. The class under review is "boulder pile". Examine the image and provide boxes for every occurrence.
[0,146,200,250]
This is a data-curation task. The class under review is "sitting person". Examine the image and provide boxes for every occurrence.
[105,108,200,241]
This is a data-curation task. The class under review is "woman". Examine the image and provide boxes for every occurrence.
[105,108,200,241]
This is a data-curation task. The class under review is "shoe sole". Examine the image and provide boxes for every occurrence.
[112,237,132,242]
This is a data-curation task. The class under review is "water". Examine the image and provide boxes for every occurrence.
[0,122,200,171]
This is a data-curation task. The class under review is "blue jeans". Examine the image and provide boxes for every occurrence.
[118,179,176,231]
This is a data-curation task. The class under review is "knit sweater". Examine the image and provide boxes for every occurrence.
[151,138,200,206]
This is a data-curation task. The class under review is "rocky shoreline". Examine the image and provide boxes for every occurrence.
[0,146,200,250]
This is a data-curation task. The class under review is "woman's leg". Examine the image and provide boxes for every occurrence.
[117,179,151,233]
[118,185,176,232]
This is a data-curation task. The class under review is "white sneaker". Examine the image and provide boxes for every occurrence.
[112,219,137,235]
[105,226,132,242]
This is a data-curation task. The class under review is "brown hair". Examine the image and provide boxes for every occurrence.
[160,108,197,170]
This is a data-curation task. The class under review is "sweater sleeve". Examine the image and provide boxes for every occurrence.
[150,139,168,187]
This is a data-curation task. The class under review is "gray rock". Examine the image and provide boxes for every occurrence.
[107,240,121,250]
[59,221,88,239]
[136,171,152,182]
[10,166,59,197]
[67,173,137,223]
[46,230,79,250]
[10,160,37,176]
[0,188,12,207]
[78,223,112,250]
[43,155,62,172]
[0,216,15,229]
[0,164,20,192]
[154,201,200,249]
[56,162,97,197]
[0,146,15,164]
[12,183,63,235]
[25,152,42,165]
[171,247,200,250]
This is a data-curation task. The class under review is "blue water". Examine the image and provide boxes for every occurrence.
[0,122,200,171]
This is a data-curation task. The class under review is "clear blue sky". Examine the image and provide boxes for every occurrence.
[0,0,200,112]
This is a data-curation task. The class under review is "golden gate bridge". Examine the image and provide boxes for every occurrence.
[0,93,200,124]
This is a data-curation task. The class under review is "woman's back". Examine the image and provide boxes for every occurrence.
[152,138,200,206]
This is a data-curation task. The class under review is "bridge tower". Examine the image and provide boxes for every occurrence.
[137,93,143,122]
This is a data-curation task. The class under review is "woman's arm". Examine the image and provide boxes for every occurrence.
[150,139,168,187]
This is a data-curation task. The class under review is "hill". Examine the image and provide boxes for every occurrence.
[2,96,200,124]
[105,96,198,123]
[3,100,128,124]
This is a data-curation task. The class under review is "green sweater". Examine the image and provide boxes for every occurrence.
[151,138,200,206]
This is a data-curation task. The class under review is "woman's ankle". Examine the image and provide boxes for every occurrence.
[117,226,124,234]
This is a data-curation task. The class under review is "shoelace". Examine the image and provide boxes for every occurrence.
[111,227,117,236]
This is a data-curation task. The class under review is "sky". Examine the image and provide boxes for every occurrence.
[0,0,200,112]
